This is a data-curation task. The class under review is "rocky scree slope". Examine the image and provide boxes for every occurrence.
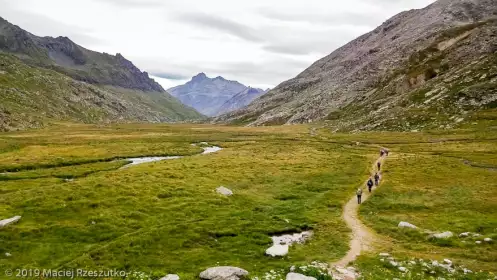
[168,73,265,116]
[217,0,497,130]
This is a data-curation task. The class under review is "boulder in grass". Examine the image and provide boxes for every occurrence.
[199,267,248,280]
[398,221,417,229]
[0,216,21,228]
[216,186,233,196]
[266,244,289,257]
[160,275,180,280]
[433,232,454,239]
[286,273,317,280]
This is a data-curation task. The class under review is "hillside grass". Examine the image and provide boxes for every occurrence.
[0,124,496,279]
[0,124,372,279]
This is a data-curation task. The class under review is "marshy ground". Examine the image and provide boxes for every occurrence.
[0,123,496,279]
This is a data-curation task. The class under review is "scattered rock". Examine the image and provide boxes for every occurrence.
[379,253,390,257]
[432,231,453,239]
[286,273,316,280]
[398,267,407,272]
[476,241,482,244]
[5,252,11,257]
[484,238,493,242]
[199,266,248,280]
[389,261,398,267]
[398,221,417,229]
[160,274,180,280]
[216,186,233,196]
[290,266,295,272]
[265,244,289,257]
[0,216,21,228]
[266,231,312,257]
[459,232,470,238]
[443,259,452,265]
[463,268,473,274]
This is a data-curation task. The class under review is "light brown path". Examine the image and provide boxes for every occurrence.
[332,153,387,267]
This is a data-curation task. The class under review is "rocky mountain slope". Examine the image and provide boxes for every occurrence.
[0,54,202,131]
[0,16,163,92]
[217,87,268,116]
[168,73,265,116]
[218,0,497,131]
[0,17,203,130]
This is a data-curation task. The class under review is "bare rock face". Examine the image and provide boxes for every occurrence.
[199,267,248,280]
[218,0,497,130]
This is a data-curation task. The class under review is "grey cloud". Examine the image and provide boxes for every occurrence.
[149,72,190,80]
[259,10,388,27]
[175,13,263,42]
[98,0,162,7]
[0,7,103,47]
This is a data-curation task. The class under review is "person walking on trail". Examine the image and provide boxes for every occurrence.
[377,161,381,171]
[380,149,385,157]
[356,188,363,204]
[367,178,374,193]
[374,172,380,186]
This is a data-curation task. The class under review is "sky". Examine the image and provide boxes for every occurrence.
[1,0,435,90]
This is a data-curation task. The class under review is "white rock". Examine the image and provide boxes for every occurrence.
[443,259,452,265]
[5,252,11,257]
[199,266,248,280]
[160,274,180,280]
[472,233,481,237]
[0,216,21,228]
[216,186,233,196]
[459,232,470,238]
[379,253,390,257]
[398,267,407,272]
[389,261,398,267]
[484,238,493,242]
[398,222,417,229]
[463,268,472,274]
[476,241,482,244]
[266,244,289,257]
[433,232,453,239]
[432,261,439,266]
[286,273,316,280]
[290,266,295,272]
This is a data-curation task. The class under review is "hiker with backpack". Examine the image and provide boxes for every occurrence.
[367,177,374,193]
[374,172,380,186]
[377,161,381,171]
[356,188,363,204]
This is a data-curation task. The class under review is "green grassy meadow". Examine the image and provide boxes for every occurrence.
[0,124,496,279]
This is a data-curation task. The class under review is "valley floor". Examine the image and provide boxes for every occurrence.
[0,123,496,279]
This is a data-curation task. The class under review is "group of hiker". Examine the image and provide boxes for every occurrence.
[356,148,389,204]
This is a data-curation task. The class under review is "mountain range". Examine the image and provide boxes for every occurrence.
[217,0,497,131]
[0,16,203,131]
[168,73,267,117]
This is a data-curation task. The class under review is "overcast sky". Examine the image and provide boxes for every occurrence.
[1,0,435,89]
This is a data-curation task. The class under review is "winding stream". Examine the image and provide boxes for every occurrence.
[121,144,222,169]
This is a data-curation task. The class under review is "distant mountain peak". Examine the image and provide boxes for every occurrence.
[169,74,266,116]
[192,72,208,82]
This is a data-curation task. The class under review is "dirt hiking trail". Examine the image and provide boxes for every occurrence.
[332,152,388,268]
